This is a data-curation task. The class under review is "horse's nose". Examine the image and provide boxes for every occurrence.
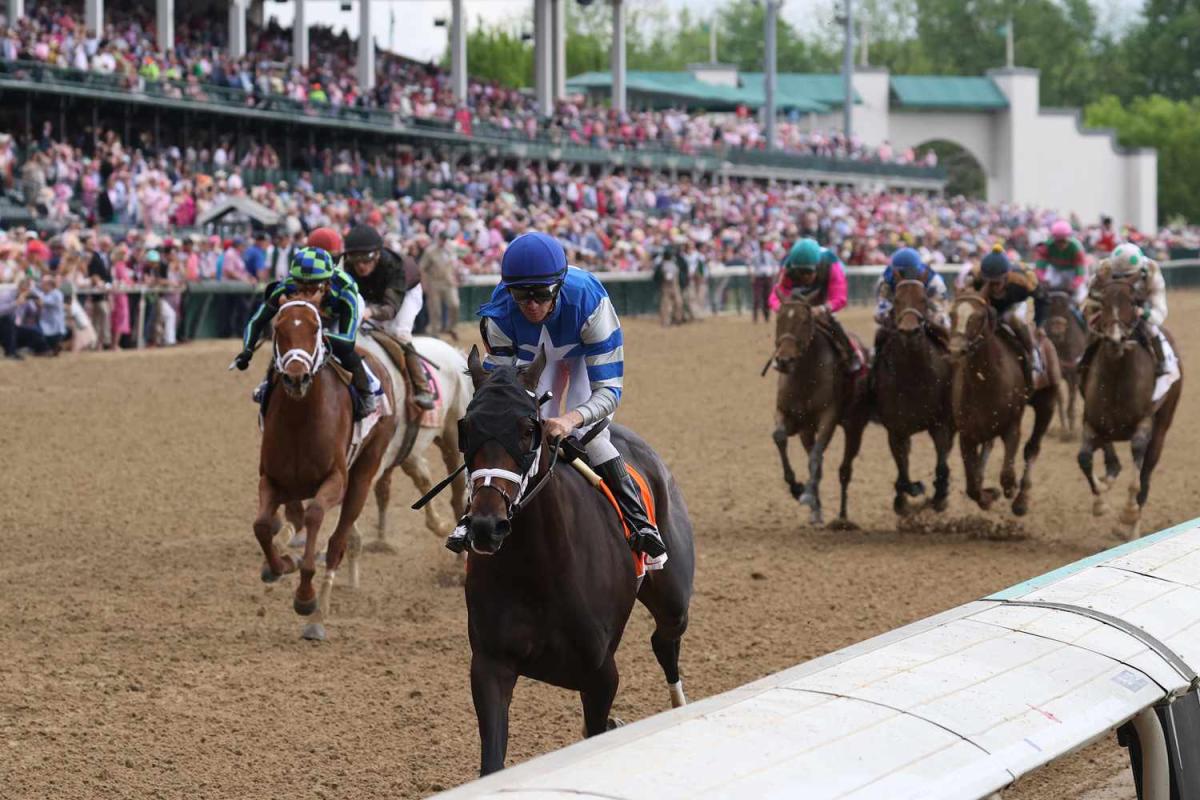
[468,516,510,554]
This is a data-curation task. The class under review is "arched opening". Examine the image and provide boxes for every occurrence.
[915,139,986,199]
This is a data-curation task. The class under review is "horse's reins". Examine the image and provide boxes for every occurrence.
[761,332,797,377]
[273,299,327,376]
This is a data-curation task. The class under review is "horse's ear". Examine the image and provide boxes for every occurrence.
[520,346,547,391]
[467,345,487,389]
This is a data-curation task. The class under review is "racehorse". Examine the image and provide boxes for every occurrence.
[948,292,1056,516]
[1078,281,1182,539]
[871,280,955,515]
[769,298,869,527]
[251,298,398,640]
[1044,290,1088,439]
[460,346,694,776]
[358,335,472,549]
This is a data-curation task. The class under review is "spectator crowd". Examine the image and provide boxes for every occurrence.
[0,1,937,166]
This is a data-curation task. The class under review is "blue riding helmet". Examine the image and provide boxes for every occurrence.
[501,231,568,287]
[889,247,928,282]
[784,238,822,272]
[980,246,1011,281]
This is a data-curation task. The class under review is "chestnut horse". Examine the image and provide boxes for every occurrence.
[769,299,869,527]
[948,293,1056,515]
[251,298,398,640]
[1078,281,1182,539]
[1045,290,1088,438]
[460,347,694,776]
[871,280,955,515]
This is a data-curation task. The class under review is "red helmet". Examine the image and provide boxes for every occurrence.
[307,227,343,257]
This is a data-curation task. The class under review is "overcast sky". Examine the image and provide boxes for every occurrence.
[265,0,1143,64]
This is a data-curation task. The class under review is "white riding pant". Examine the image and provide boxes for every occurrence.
[382,283,423,345]
[1147,323,1180,402]
[573,420,620,466]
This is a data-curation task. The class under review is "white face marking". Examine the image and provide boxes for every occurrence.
[293,320,301,327]
[953,302,974,334]
[785,308,795,319]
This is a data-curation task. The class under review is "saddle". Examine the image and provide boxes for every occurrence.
[366,328,435,424]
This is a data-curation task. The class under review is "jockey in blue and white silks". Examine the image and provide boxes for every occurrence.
[446,231,668,566]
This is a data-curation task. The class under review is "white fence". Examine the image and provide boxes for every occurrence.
[435,518,1200,800]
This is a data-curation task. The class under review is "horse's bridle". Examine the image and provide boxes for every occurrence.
[273,300,327,375]
[892,279,928,328]
[463,390,560,521]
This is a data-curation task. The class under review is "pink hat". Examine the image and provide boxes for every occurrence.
[1051,220,1072,239]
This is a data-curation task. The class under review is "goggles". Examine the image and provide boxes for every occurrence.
[345,250,379,264]
[507,284,559,304]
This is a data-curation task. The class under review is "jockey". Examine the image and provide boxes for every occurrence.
[234,246,381,416]
[969,245,1048,387]
[341,224,434,409]
[772,238,860,373]
[1084,242,1179,402]
[307,227,343,264]
[874,247,949,347]
[1034,220,1088,304]
[445,231,668,566]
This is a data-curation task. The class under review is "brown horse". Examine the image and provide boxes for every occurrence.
[460,347,694,776]
[251,298,398,640]
[871,280,955,515]
[1045,290,1088,439]
[1078,281,1182,539]
[770,299,869,527]
[948,293,1056,516]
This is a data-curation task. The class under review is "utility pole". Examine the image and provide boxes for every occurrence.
[1005,15,1014,68]
[709,14,717,63]
[842,0,853,140]
[763,0,780,150]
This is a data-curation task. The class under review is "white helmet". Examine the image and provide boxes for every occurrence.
[1110,242,1143,276]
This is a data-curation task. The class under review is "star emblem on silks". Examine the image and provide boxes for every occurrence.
[517,325,581,365]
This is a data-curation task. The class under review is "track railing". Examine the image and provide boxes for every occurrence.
[432,518,1200,800]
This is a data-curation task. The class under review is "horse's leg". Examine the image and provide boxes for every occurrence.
[471,654,518,776]
[1055,376,1071,441]
[800,419,835,526]
[999,424,1020,501]
[580,656,621,737]
[1014,389,1055,516]
[284,500,305,548]
[772,414,803,500]
[1119,418,1155,538]
[1101,442,1122,491]
[253,476,290,582]
[887,429,918,516]
[294,469,346,618]
[371,465,393,549]
[961,439,982,508]
[931,425,953,512]
[402,452,451,536]
[834,415,865,529]
[1078,424,1108,517]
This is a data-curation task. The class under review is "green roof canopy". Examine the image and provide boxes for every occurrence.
[888,76,1008,110]
[566,70,830,113]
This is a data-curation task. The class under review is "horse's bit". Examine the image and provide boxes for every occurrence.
[274,300,326,375]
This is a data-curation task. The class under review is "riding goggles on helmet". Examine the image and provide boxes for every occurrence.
[508,284,560,304]
[345,250,380,265]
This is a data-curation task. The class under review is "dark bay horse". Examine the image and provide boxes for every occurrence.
[461,347,695,776]
[948,293,1056,516]
[251,298,398,640]
[1045,290,1088,439]
[871,280,955,515]
[770,299,869,527]
[1078,281,1182,539]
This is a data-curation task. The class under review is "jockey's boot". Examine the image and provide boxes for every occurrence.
[445,515,470,553]
[402,342,436,410]
[351,361,378,417]
[252,364,274,410]
[1147,325,1168,377]
[595,456,668,569]
[827,317,862,374]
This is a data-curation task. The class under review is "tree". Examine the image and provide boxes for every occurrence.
[1085,94,1200,223]
[1119,0,1200,100]
[460,16,533,89]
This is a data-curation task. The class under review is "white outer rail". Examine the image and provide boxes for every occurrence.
[434,519,1200,800]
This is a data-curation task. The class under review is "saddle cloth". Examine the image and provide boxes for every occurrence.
[347,393,392,469]
[367,329,446,429]
[595,464,656,579]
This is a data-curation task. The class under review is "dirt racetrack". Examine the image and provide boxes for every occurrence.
[7,292,1197,799]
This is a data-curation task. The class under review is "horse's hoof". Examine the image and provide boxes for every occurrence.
[293,594,319,616]
[932,496,949,513]
[799,491,817,508]
[1012,496,1029,517]
[363,539,399,555]
[260,563,283,584]
[288,535,306,549]
[893,496,907,515]
[787,482,803,500]
[809,511,825,527]
[1092,498,1109,517]
[301,622,326,642]
[1001,483,1017,500]
[906,481,926,498]
[1119,507,1141,526]
[1059,430,1075,443]
[606,717,625,730]
[828,518,859,532]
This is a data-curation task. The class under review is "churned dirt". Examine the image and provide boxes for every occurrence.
[8,292,1196,799]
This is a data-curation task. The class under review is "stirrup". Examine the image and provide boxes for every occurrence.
[445,518,469,553]
[412,391,435,410]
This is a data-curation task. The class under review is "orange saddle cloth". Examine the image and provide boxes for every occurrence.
[596,464,657,578]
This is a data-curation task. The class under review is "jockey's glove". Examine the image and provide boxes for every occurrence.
[234,349,253,371]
